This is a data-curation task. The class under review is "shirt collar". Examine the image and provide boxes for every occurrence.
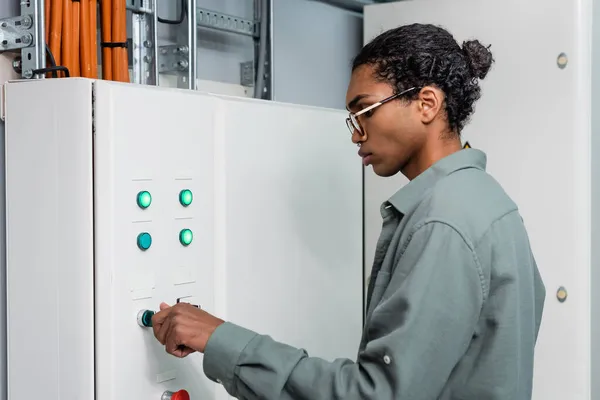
[386,148,487,215]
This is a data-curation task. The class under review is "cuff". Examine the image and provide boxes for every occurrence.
[203,321,258,392]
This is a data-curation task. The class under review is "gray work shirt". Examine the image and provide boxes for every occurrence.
[202,148,546,399]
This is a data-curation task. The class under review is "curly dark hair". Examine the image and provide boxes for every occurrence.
[352,23,494,134]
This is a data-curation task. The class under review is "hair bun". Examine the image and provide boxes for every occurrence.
[462,40,494,80]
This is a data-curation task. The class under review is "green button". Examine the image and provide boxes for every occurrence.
[137,191,152,209]
[179,229,193,246]
[137,309,155,327]
[179,189,193,207]
[137,232,152,250]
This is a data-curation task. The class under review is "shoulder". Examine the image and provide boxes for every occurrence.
[415,167,520,245]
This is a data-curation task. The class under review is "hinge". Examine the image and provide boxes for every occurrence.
[1,83,6,122]
[0,15,35,53]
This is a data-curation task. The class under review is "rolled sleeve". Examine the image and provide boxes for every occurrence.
[203,220,485,399]
[203,322,257,392]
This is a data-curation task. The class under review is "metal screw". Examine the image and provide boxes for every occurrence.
[176,60,189,69]
[1,40,7,47]
[21,16,32,28]
[1,22,7,28]
[22,69,33,79]
[12,58,21,73]
[557,52,568,69]
[143,40,152,48]
[143,55,152,63]
[175,45,189,54]
[21,34,32,45]
[556,286,568,303]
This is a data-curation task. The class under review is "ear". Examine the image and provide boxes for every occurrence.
[417,86,444,124]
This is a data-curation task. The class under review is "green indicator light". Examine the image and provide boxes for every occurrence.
[179,229,193,246]
[179,189,193,207]
[137,191,152,209]
[137,232,152,251]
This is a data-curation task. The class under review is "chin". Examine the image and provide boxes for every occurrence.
[370,163,398,178]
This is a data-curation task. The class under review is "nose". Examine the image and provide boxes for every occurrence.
[351,130,366,146]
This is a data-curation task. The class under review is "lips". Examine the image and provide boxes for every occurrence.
[358,150,373,166]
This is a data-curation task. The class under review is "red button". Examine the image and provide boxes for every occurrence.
[172,390,190,400]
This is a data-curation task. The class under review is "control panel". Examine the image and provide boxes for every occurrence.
[5,78,363,400]
[92,81,217,399]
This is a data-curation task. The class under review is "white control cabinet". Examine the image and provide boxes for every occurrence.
[3,79,363,400]
[364,0,600,399]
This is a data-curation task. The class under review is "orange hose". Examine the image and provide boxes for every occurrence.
[45,0,51,44]
[121,1,128,83]
[100,0,112,80]
[80,0,91,77]
[61,0,72,77]
[49,0,62,66]
[90,0,98,78]
[45,0,51,77]
[111,0,127,82]
[72,0,80,77]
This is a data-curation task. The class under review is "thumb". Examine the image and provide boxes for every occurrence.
[159,302,171,311]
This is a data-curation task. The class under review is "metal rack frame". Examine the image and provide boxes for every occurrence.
[0,0,271,97]
[0,0,45,79]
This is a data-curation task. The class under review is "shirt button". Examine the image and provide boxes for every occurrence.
[383,355,391,364]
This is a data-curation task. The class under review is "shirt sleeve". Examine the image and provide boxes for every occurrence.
[202,220,486,400]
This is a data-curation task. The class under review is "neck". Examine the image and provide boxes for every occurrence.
[402,135,462,180]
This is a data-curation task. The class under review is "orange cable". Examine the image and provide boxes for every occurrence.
[44,0,51,77]
[61,0,72,77]
[100,0,112,80]
[111,0,127,82]
[44,0,51,44]
[72,0,80,77]
[90,0,98,78]
[49,0,62,66]
[79,0,91,77]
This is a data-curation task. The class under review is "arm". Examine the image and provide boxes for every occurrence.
[203,220,486,400]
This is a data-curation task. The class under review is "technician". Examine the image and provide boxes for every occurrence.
[151,23,546,399]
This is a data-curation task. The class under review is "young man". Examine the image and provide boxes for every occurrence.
[151,23,546,399]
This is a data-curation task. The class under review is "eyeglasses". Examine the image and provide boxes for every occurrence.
[346,87,419,136]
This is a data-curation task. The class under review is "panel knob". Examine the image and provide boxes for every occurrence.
[137,309,155,327]
[162,390,190,400]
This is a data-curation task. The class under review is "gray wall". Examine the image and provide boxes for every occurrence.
[273,0,363,109]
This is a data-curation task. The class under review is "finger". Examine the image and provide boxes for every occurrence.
[165,327,182,356]
[157,314,172,345]
[151,304,172,328]
[151,310,169,340]
[165,329,194,358]
[179,346,196,357]
[167,345,193,358]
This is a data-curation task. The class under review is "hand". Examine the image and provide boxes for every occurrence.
[151,302,224,357]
